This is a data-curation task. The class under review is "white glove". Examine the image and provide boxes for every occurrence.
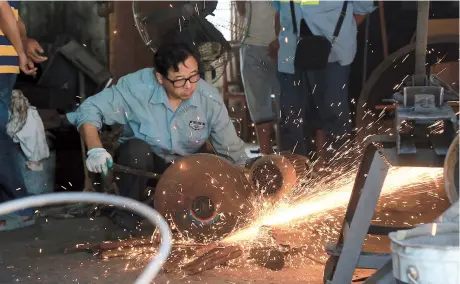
[86,148,113,175]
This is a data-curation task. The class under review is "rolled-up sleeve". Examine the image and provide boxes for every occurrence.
[352,0,377,15]
[66,78,131,131]
[209,102,248,166]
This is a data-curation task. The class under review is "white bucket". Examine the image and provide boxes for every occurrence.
[389,223,460,284]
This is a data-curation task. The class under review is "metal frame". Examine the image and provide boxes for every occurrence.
[324,1,459,283]
[395,83,457,155]
[325,135,446,284]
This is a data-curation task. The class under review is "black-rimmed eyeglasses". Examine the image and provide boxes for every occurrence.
[165,73,201,88]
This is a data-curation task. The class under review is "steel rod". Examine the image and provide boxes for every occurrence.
[415,0,430,76]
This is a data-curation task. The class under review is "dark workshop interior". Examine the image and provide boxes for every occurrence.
[0,1,459,284]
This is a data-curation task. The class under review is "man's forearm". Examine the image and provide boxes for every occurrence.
[354,14,367,25]
[80,123,103,150]
[0,3,25,55]
[17,17,28,44]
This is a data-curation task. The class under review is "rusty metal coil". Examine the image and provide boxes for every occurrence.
[154,154,253,242]
[248,153,313,202]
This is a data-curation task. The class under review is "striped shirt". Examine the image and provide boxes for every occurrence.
[0,0,20,74]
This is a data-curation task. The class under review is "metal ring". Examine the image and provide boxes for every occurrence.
[0,192,173,284]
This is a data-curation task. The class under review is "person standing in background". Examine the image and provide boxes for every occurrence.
[269,0,375,169]
[236,1,279,155]
[0,0,47,231]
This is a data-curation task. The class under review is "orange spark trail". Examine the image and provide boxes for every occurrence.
[222,167,443,244]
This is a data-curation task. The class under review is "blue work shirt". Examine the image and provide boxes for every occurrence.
[273,0,376,74]
[66,68,248,165]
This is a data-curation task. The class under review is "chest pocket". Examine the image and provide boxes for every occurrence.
[177,118,209,152]
[139,122,163,147]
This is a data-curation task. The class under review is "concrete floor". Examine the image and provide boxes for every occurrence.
[0,172,452,284]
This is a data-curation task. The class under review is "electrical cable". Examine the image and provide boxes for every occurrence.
[0,192,173,284]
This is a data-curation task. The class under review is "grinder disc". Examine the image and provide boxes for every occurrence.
[155,154,253,241]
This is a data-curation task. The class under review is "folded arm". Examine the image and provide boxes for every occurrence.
[17,16,27,45]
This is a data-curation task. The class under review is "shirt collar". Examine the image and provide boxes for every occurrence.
[149,86,200,108]
[149,84,168,105]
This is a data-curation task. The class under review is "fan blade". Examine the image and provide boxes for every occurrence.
[196,16,231,51]
[187,0,218,17]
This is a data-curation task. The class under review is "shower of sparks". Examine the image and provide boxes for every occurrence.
[431,223,437,236]
[222,166,443,244]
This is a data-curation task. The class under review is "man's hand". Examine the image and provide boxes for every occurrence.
[26,39,47,63]
[19,52,37,75]
[353,14,366,26]
[86,148,113,175]
[267,39,280,60]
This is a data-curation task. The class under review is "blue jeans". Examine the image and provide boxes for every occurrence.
[277,63,352,156]
[0,73,34,217]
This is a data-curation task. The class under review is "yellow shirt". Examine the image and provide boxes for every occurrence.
[0,0,20,74]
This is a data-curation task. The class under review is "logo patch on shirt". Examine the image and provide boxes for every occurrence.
[189,120,205,131]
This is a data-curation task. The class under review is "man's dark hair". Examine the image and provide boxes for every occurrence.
[153,42,198,78]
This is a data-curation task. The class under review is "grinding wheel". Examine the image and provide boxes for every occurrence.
[248,153,313,202]
[155,154,253,241]
[444,134,459,204]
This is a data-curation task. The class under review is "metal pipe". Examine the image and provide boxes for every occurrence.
[378,1,389,58]
[415,0,430,76]
[0,192,173,284]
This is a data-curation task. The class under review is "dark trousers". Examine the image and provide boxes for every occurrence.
[277,63,352,157]
[0,74,33,217]
[114,139,170,202]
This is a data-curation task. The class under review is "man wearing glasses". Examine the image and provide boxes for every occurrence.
[66,42,248,230]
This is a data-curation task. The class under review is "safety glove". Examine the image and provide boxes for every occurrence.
[86,148,113,176]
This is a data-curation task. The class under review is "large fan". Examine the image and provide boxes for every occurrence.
[132,1,251,83]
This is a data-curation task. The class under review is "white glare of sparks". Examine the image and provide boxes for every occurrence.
[431,223,437,236]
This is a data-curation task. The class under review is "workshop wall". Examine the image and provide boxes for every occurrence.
[19,1,108,66]
[108,1,155,80]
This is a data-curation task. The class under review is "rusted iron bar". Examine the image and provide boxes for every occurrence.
[181,245,243,275]
[112,163,161,179]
